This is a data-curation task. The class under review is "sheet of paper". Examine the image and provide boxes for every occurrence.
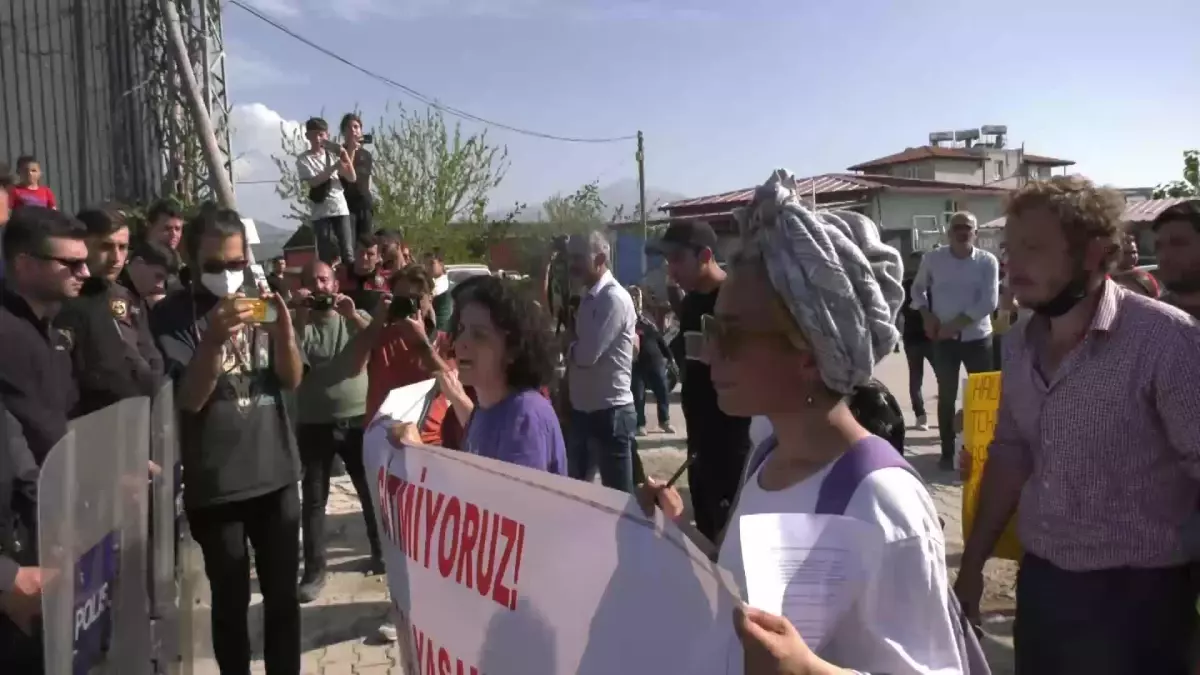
[374,379,438,425]
[739,512,884,652]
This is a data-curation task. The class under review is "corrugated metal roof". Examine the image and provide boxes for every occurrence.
[662,173,1008,211]
[846,145,1074,171]
[1123,197,1199,222]
[979,198,1199,231]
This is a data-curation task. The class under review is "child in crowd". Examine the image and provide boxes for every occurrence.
[7,155,57,210]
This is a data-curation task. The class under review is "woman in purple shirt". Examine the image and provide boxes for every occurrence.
[451,276,566,474]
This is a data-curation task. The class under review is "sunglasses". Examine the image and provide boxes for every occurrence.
[700,313,804,359]
[200,259,249,275]
[34,254,89,275]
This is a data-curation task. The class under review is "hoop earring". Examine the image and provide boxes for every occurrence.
[805,395,815,406]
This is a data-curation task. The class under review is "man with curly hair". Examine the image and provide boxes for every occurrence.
[955,176,1200,675]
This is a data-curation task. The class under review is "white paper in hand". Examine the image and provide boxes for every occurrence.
[738,513,884,652]
[373,378,438,425]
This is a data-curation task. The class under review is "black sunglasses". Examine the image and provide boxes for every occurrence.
[34,254,89,275]
[200,259,249,275]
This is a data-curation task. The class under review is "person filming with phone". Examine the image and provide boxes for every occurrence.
[297,117,355,265]
[291,260,386,602]
[339,113,375,241]
[151,208,304,675]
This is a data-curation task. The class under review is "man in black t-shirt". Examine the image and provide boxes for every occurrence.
[647,222,750,541]
[340,113,374,240]
[900,251,932,430]
[152,208,304,675]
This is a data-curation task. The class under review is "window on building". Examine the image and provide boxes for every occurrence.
[993,160,1004,181]
[895,165,919,179]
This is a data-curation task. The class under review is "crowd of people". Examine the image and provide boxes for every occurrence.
[2,132,1200,674]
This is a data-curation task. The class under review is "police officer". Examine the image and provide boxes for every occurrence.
[0,401,44,673]
[0,206,84,462]
[56,207,164,418]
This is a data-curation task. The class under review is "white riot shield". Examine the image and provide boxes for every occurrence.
[39,397,152,674]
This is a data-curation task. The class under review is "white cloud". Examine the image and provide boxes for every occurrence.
[229,103,303,226]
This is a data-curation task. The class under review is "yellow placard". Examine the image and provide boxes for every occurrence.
[960,371,1023,561]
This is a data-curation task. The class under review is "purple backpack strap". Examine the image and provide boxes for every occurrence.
[814,435,917,515]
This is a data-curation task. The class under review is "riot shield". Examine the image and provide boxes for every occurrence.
[39,397,152,675]
[148,383,179,672]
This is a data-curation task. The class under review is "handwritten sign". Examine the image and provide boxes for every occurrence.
[960,372,1022,561]
[364,394,743,675]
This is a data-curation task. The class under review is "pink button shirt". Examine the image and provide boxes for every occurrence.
[993,280,1200,571]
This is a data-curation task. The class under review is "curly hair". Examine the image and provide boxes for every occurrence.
[1005,175,1126,272]
[451,275,555,392]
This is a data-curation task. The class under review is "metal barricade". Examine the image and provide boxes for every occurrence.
[38,397,152,674]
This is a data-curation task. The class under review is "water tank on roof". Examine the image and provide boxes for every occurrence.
[980,125,1008,135]
[929,131,954,144]
[954,129,980,141]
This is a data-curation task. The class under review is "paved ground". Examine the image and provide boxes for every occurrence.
[204,351,1014,673]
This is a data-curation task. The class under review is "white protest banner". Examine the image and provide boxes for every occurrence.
[364,391,745,675]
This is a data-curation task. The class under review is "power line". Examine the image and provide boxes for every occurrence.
[226,0,638,144]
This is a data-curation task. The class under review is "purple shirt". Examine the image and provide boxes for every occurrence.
[464,389,567,475]
[995,280,1200,571]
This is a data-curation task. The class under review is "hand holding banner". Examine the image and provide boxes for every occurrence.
[364,388,744,675]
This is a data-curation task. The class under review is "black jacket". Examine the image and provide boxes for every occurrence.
[55,277,164,418]
[0,289,76,463]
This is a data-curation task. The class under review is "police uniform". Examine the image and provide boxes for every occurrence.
[0,289,77,463]
[54,277,164,419]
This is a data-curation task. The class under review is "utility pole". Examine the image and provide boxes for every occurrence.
[636,130,648,276]
[159,0,237,211]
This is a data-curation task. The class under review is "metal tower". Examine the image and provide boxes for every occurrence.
[140,0,233,204]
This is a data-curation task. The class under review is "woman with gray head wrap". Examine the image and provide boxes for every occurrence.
[642,171,967,674]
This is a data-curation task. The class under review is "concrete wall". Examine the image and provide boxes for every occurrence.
[0,0,162,213]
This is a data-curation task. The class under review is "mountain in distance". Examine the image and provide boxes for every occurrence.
[249,220,297,260]
[499,178,689,222]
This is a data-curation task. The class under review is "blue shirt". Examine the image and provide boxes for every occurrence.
[464,389,567,475]
[910,246,999,341]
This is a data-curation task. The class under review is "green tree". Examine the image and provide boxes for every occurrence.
[1152,150,1199,199]
[272,104,510,261]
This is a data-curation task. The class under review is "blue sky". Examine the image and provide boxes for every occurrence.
[225,0,1200,227]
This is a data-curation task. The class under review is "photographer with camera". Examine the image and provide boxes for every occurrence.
[339,114,374,241]
[291,260,384,602]
[297,117,355,265]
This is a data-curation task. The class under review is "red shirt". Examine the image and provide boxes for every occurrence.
[8,185,56,210]
[336,265,388,293]
[366,330,463,448]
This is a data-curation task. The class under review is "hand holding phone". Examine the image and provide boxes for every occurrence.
[233,297,279,324]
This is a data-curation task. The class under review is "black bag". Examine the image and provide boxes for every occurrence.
[308,179,332,204]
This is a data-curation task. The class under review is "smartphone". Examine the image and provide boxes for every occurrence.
[233,297,278,324]
[388,295,419,322]
[361,133,374,145]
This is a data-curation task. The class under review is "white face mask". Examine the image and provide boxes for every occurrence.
[200,270,244,298]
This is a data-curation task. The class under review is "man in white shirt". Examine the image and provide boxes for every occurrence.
[296,117,356,265]
[910,211,999,470]
[564,231,640,493]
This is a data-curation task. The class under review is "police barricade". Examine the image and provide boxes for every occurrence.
[39,397,152,674]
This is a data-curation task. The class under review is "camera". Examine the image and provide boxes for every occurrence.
[293,293,335,312]
[388,295,419,322]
